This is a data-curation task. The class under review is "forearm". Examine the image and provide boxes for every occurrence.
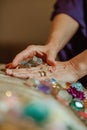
[70,50,87,79]
[46,14,79,53]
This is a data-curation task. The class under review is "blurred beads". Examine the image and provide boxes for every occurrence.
[56,90,72,104]
[71,82,83,91]
[37,84,51,94]
[23,102,49,123]
[67,86,85,100]
[20,56,43,68]
[65,82,71,90]
[70,99,84,111]
[79,111,87,119]
[25,78,40,88]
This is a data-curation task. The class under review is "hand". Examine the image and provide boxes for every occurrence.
[7,44,58,68]
[6,61,79,83]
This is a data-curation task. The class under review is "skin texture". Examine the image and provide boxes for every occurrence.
[6,14,87,82]
[6,50,87,83]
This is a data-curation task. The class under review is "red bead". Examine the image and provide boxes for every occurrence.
[79,111,87,118]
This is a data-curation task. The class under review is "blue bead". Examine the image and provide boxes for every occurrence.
[50,78,57,84]
[37,84,51,94]
[71,82,83,91]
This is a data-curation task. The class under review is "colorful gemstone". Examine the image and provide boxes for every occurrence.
[25,78,40,88]
[65,82,71,90]
[67,86,85,100]
[57,90,72,103]
[50,78,58,85]
[51,87,59,97]
[23,102,49,123]
[37,84,51,94]
[79,111,87,119]
[71,82,83,91]
[69,99,84,111]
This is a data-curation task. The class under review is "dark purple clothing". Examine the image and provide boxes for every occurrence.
[51,0,87,86]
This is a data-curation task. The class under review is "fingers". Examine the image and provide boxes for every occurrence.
[46,52,56,66]
[6,64,52,79]
[5,63,14,69]
[12,49,34,67]
[11,45,45,67]
[6,44,57,71]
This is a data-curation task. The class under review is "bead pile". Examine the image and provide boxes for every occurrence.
[25,77,87,125]
[0,60,87,130]
[20,56,87,125]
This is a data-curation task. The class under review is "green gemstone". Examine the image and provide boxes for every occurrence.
[23,102,49,123]
[70,100,84,111]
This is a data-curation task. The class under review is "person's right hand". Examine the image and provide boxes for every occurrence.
[7,44,57,68]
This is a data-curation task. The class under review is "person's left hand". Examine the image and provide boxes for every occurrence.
[6,60,79,83]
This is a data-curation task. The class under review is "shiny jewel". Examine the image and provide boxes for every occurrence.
[71,82,83,91]
[37,84,51,94]
[32,56,38,62]
[23,102,49,123]
[79,111,87,119]
[32,56,43,65]
[67,86,85,100]
[57,90,72,103]
[37,57,43,64]
[57,80,70,89]
[50,78,58,85]
[69,99,84,111]
[50,78,61,89]
[40,79,52,87]
[51,86,59,97]
[65,82,71,90]
[25,78,40,88]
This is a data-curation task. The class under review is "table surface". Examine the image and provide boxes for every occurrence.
[0,64,87,130]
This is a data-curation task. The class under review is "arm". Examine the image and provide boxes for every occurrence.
[46,13,79,53]
[8,14,79,68]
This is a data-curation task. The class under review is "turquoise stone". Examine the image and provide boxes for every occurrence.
[71,82,83,91]
[23,102,49,123]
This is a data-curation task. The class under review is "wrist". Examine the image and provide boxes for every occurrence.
[46,38,60,53]
[69,50,87,80]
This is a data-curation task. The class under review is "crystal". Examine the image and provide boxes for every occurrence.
[70,99,84,111]
[57,90,72,103]
[71,82,83,91]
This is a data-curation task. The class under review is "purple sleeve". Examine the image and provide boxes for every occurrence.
[51,0,87,37]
